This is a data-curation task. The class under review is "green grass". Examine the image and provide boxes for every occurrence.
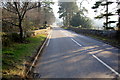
[63,27,68,29]
[84,34,120,48]
[2,33,47,78]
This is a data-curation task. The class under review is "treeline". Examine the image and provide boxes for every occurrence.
[57,0,93,29]
[2,1,55,43]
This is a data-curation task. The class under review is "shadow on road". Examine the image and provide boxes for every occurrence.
[34,28,120,78]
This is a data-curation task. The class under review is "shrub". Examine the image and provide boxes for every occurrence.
[2,34,12,47]
[11,33,20,42]
[2,33,21,47]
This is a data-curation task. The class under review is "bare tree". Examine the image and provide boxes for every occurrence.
[2,2,41,42]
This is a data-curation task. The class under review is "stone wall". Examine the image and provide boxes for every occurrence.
[67,27,119,39]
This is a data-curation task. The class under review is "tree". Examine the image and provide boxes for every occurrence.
[116,1,120,30]
[116,1,120,41]
[23,1,55,29]
[2,2,41,42]
[58,0,91,28]
[70,13,81,27]
[42,1,55,26]
[58,1,78,26]
[92,0,117,29]
[2,7,19,32]
[70,12,92,28]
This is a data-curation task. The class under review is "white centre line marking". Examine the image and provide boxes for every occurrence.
[92,54,120,77]
[60,30,82,46]
[62,28,120,77]
[71,38,82,47]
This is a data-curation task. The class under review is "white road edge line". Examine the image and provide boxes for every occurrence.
[26,29,52,75]
[71,38,82,47]
[46,34,51,46]
[92,54,120,77]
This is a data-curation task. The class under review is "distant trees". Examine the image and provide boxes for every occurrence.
[58,0,92,28]
[70,13,81,27]
[70,12,92,28]
[58,1,78,26]
[42,1,55,25]
[24,1,55,29]
[2,1,55,42]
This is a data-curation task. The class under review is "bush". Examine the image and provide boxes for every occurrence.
[2,33,21,47]
[2,34,13,47]
[11,33,20,42]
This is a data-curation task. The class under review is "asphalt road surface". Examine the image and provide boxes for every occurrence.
[34,26,120,78]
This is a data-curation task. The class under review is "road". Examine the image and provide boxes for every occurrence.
[34,26,120,78]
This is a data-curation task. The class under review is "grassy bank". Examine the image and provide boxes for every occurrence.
[63,27,120,48]
[83,33,120,48]
[2,29,48,78]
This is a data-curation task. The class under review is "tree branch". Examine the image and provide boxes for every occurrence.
[3,7,17,14]
[26,2,41,11]
[2,20,19,26]
[21,2,29,20]
[14,2,21,18]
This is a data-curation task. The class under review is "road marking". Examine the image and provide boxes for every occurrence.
[62,28,120,77]
[60,30,82,46]
[46,35,51,46]
[26,29,52,75]
[92,54,120,77]
[71,38,82,47]
[46,31,52,46]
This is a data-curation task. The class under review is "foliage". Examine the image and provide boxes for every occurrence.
[70,13,82,27]
[2,33,13,47]
[58,1,79,26]
[70,12,92,28]
[11,33,21,42]
[2,1,55,42]
[58,0,92,29]
[2,2,41,42]
[2,33,24,47]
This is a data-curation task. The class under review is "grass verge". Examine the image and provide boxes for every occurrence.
[82,33,120,48]
[2,29,48,79]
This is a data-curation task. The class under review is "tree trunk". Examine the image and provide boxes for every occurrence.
[116,9,120,42]
[118,9,120,30]
[18,19,23,43]
[106,0,108,29]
